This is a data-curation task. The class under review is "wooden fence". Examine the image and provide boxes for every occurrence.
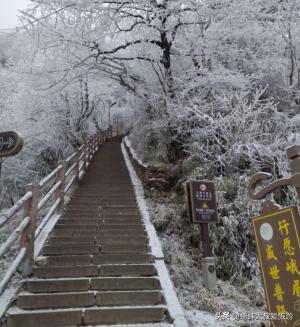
[0,129,113,296]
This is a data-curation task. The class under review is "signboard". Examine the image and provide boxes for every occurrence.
[186,180,218,224]
[0,131,24,157]
[252,206,300,326]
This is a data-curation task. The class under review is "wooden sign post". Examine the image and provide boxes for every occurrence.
[0,131,24,178]
[186,178,218,288]
[248,145,300,326]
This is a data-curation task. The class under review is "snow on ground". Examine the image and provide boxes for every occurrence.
[124,136,149,168]
[186,310,225,327]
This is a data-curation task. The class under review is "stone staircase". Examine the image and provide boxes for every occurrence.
[6,140,170,327]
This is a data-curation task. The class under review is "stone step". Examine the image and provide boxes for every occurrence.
[102,205,139,208]
[64,207,101,211]
[92,254,153,264]
[100,264,157,277]
[101,217,141,222]
[34,265,99,278]
[98,237,148,246]
[51,230,99,237]
[53,224,98,230]
[68,202,137,206]
[95,291,162,306]
[73,191,135,194]
[37,253,152,267]
[100,224,145,230]
[53,224,145,231]
[26,278,90,293]
[17,291,162,309]
[42,244,99,255]
[57,219,101,225]
[34,264,157,278]
[101,229,147,236]
[37,255,92,266]
[60,217,141,224]
[91,277,161,291]
[51,229,147,237]
[43,243,148,255]
[101,219,142,224]
[7,308,82,327]
[17,292,94,309]
[84,306,166,325]
[102,211,140,215]
[72,197,136,201]
[100,244,150,254]
[102,218,142,224]
[26,277,160,293]
[67,204,137,208]
[47,237,95,245]
[69,200,137,205]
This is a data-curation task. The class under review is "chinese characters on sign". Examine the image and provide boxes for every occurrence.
[186,180,218,224]
[252,206,300,327]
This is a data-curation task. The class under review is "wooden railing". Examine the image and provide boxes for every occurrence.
[0,130,110,295]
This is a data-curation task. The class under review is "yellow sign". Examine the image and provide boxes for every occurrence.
[252,206,300,326]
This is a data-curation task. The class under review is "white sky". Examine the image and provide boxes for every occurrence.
[0,0,31,29]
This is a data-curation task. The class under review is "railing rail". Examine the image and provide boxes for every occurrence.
[0,192,33,228]
[0,127,122,298]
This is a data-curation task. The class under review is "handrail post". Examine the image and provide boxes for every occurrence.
[55,161,66,215]
[20,183,39,276]
[88,139,92,161]
[83,143,88,171]
[87,139,91,162]
[92,136,95,154]
[73,152,80,183]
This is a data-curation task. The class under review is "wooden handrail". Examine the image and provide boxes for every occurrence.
[0,128,121,296]
[0,191,33,228]
[39,165,63,189]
